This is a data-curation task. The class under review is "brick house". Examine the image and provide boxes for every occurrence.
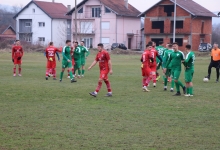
[0,25,16,40]
[139,0,217,50]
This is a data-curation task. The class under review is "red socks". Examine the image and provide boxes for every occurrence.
[95,81,103,92]
[52,69,56,78]
[19,68,21,74]
[142,78,147,87]
[104,80,112,92]
[13,68,16,74]
[46,68,50,77]
[152,75,156,83]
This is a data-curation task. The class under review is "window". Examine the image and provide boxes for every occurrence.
[25,22,31,27]
[39,37,45,42]
[80,22,93,33]
[105,7,111,13]
[152,21,164,33]
[92,7,101,18]
[33,9,35,13]
[171,21,183,29]
[164,5,174,16]
[170,38,183,46]
[38,22,45,27]
[82,38,93,48]
[67,24,70,29]
[78,7,83,13]
[101,38,110,44]
[101,22,110,29]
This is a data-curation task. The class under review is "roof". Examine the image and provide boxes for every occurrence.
[0,25,16,34]
[14,0,71,19]
[138,0,217,17]
[66,0,140,17]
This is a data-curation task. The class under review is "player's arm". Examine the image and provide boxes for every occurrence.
[162,52,167,68]
[85,47,90,58]
[11,47,14,62]
[62,47,70,61]
[88,60,97,70]
[156,55,163,63]
[165,54,172,68]
[56,52,60,61]
[21,47,24,57]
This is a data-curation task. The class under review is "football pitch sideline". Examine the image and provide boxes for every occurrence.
[0,52,220,149]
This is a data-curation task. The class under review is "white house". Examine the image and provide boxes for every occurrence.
[13,0,72,47]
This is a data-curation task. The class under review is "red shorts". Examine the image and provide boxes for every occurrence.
[150,64,157,72]
[47,61,56,68]
[72,58,75,66]
[142,67,151,77]
[99,71,109,80]
[14,58,22,65]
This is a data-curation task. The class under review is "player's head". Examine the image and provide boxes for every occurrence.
[152,41,156,47]
[185,44,191,51]
[74,41,79,47]
[15,40,20,45]
[80,41,84,46]
[213,42,218,49]
[148,41,153,47]
[66,40,71,46]
[166,43,170,48]
[172,42,178,51]
[97,43,104,51]
[168,43,172,49]
[49,42,53,46]
[159,41,163,46]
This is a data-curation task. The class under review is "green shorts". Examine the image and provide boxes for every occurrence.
[74,60,81,69]
[185,69,194,82]
[62,60,72,68]
[165,68,172,77]
[81,58,86,66]
[172,69,181,80]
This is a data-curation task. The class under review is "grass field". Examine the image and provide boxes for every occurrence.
[0,51,220,150]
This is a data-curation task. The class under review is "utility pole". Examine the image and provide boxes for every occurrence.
[173,0,177,43]
[100,3,102,43]
[75,0,78,41]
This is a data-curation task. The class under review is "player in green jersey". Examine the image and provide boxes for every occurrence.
[156,41,166,81]
[165,42,186,96]
[162,43,175,91]
[80,41,90,77]
[60,40,77,83]
[73,41,82,78]
[183,44,195,97]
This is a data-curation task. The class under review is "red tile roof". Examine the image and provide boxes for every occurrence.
[67,0,140,17]
[0,25,15,34]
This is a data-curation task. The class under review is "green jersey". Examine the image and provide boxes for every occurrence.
[156,45,166,57]
[166,50,185,71]
[80,46,90,59]
[74,46,82,61]
[184,51,195,70]
[62,46,71,61]
[163,49,174,68]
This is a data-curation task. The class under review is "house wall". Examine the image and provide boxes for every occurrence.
[3,28,15,35]
[15,3,52,45]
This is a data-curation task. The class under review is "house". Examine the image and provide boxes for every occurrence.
[13,0,71,47]
[66,0,141,49]
[139,0,217,51]
[0,25,16,40]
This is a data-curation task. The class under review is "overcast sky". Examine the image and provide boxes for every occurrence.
[1,0,220,12]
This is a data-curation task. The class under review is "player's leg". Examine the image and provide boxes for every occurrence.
[82,65,85,77]
[206,61,213,79]
[52,62,57,80]
[13,64,17,76]
[186,70,194,96]
[104,74,112,97]
[60,61,67,82]
[67,62,76,83]
[89,77,103,97]
[216,68,219,82]
[173,70,183,96]
[18,64,22,76]
[164,69,169,91]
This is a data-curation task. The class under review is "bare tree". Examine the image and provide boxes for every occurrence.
[212,23,220,45]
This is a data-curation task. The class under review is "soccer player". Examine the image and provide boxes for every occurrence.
[88,43,113,97]
[162,43,175,91]
[149,41,163,87]
[205,43,220,82]
[79,41,90,77]
[12,40,24,77]
[73,41,82,78]
[59,40,77,83]
[141,44,154,92]
[165,42,186,96]
[67,45,75,78]
[183,44,195,97]
[156,41,166,80]
[45,42,60,80]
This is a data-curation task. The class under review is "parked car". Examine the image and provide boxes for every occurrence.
[198,43,212,52]
[111,43,127,50]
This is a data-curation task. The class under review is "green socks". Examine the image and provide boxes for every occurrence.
[82,70,85,75]
[177,80,184,88]
[60,72,64,80]
[164,77,168,86]
[78,69,81,76]
[189,87,193,95]
[171,79,175,88]
[69,71,74,80]
[175,82,180,92]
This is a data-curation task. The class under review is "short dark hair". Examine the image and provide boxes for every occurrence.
[81,41,84,43]
[15,40,20,42]
[75,41,78,44]
[159,41,163,45]
[168,44,172,48]
[172,42,178,46]
[146,44,149,48]
[148,41,153,46]
[49,42,53,46]
[185,44,191,49]
[66,40,71,44]
[98,43,104,47]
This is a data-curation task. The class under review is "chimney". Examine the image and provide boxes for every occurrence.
[124,0,128,9]
[67,5,71,11]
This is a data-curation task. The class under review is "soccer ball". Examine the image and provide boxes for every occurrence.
[203,78,209,82]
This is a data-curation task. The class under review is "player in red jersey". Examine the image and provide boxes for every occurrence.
[148,41,162,87]
[12,40,24,77]
[141,44,154,92]
[88,43,113,97]
[45,42,60,80]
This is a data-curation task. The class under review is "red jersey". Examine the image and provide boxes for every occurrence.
[95,50,110,72]
[12,45,23,59]
[141,50,152,68]
[45,46,59,62]
[150,48,159,66]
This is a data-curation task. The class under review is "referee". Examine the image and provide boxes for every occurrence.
[206,42,220,82]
